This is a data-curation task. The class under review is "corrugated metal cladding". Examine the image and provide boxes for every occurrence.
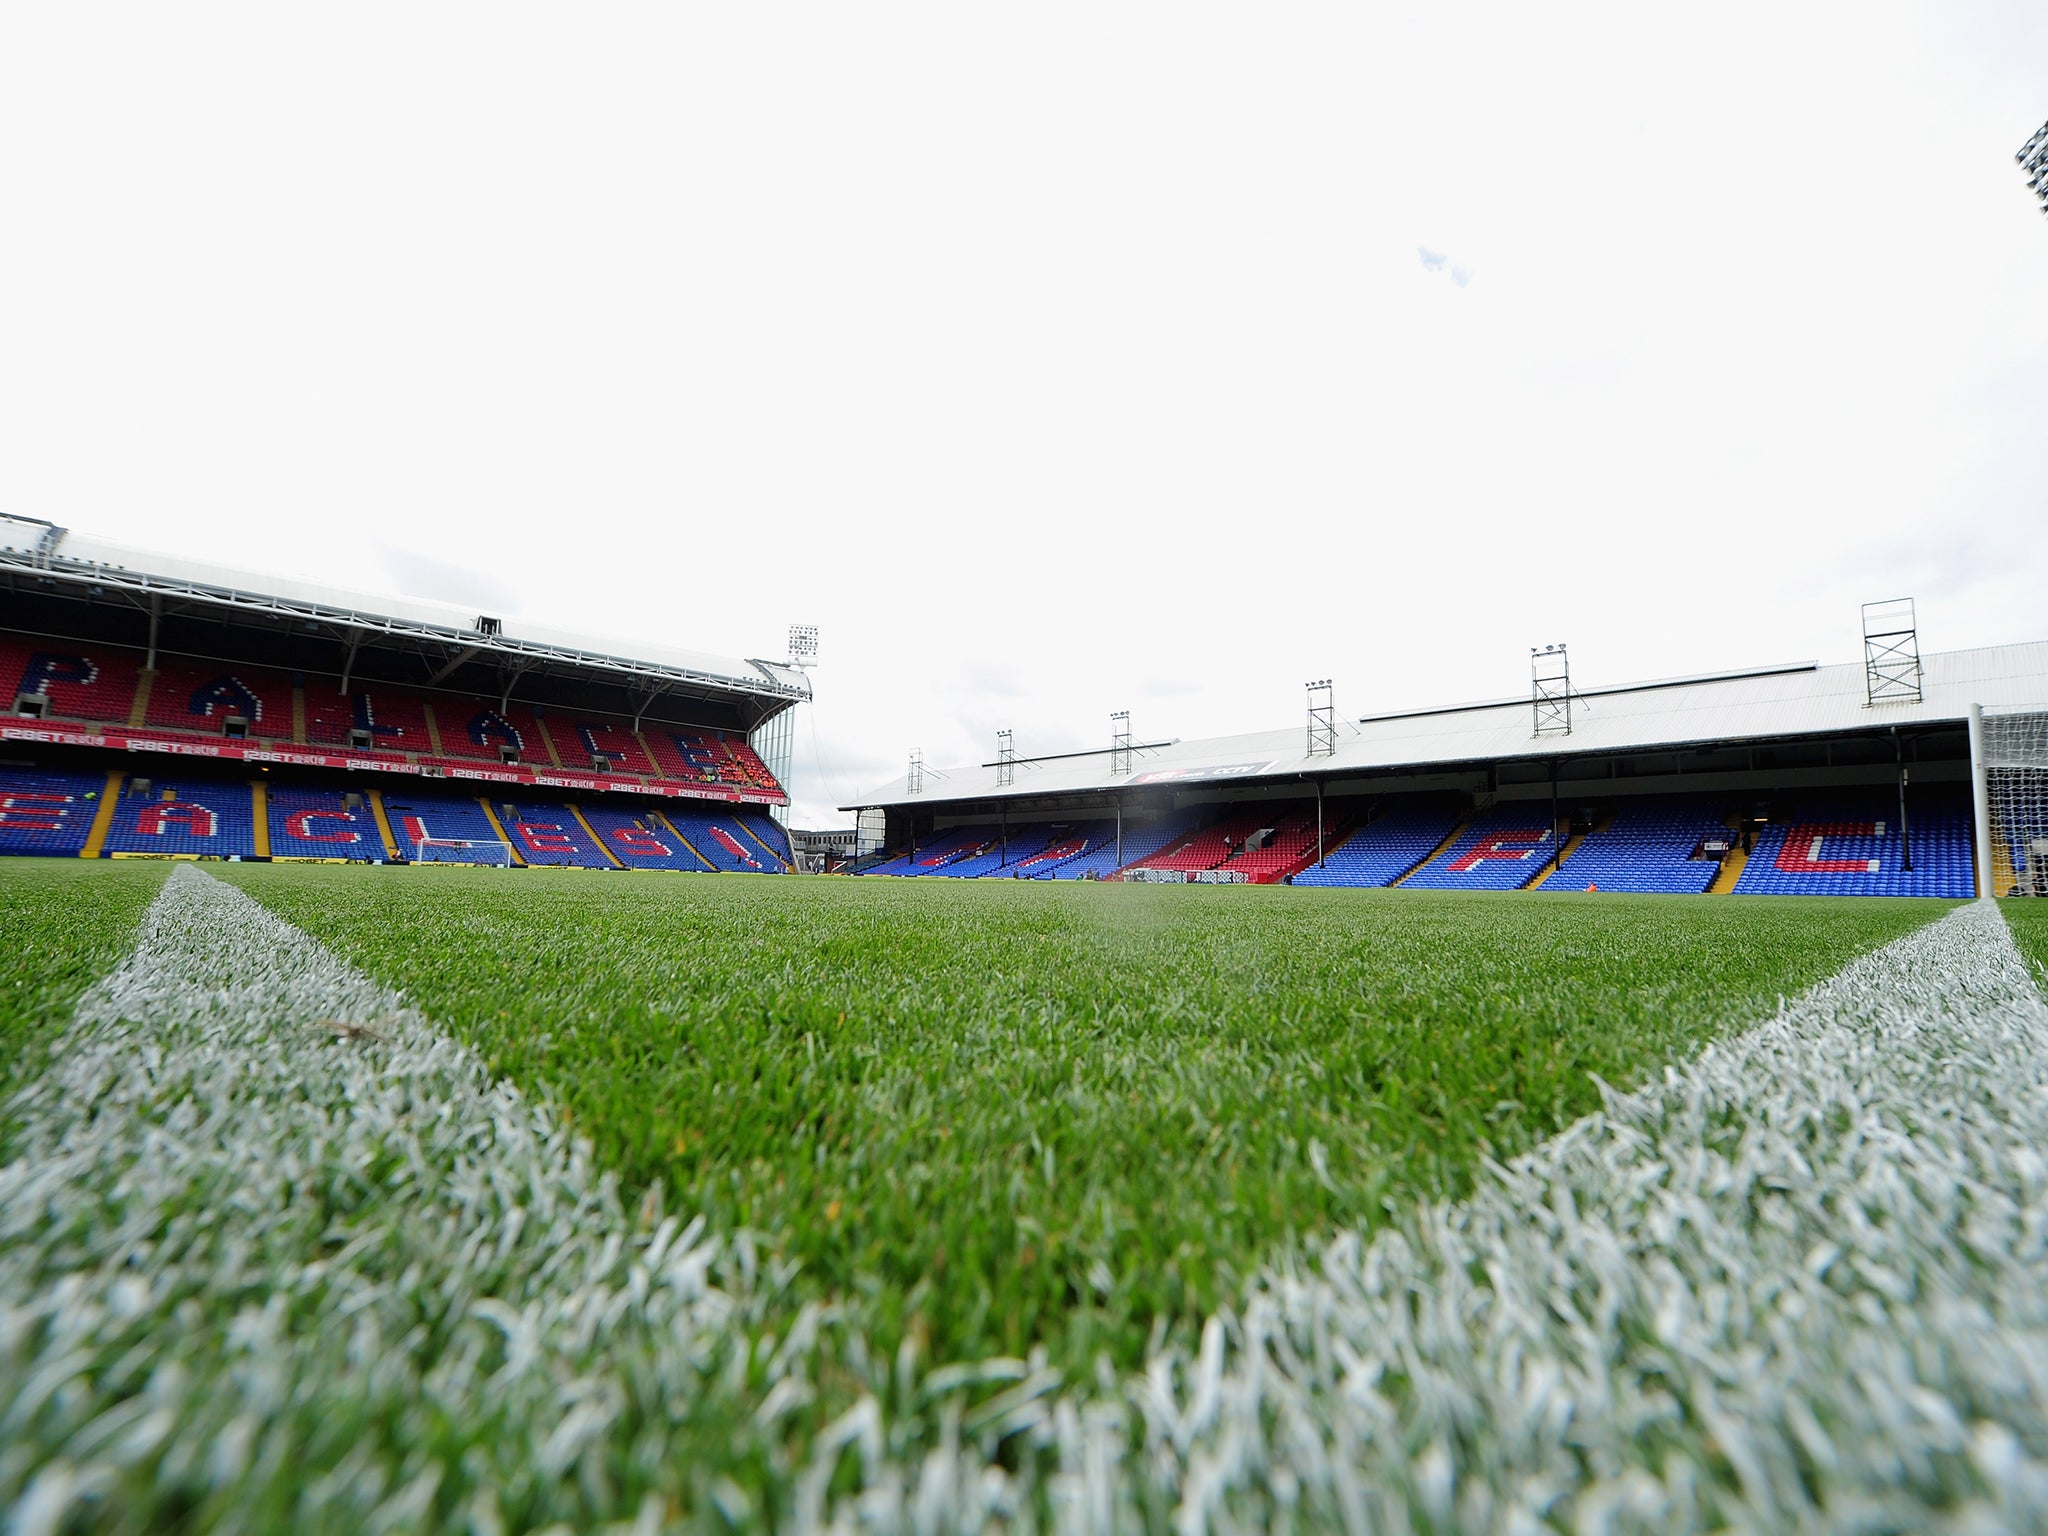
[845,640,2048,811]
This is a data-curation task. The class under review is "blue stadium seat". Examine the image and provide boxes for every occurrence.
[0,768,107,857]
[578,804,713,870]
[1732,791,1974,897]
[100,778,259,858]
[1401,808,1560,890]
[491,800,616,868]
[1544,797,1729,894]
[1293,806,1461,888]
[269,786,381,860]
[383,794,507,861]
[663,810,787,872]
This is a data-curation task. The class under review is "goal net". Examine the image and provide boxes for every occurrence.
[1984,709,2048,896]
[413,837,513,867]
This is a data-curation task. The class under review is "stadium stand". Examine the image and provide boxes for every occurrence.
[860,826,997,877]
[1050,810,1204,880]
[1292,804,1463,888]
[1219,806,1337,882]
[1540,798,1731,894]
[661,809,788,872]
[268,785,382,859]
[644,729,781,791]
[2,638,140,726]
[144,660,292,740]
[926,826,1061,878]
[1732,790,1974,897]
[743,815,793,867]
[492,800,615,868]
[543,717,658,777]
[579,803,712,871]
[100,777,259,858]
[1011,824,1114,878]
[382,794,509,861]
[303,684,432,756]
[1124,806,1330,880]
[431,703,548,766]
[1401,806,1561,890]
[0,767,107,857]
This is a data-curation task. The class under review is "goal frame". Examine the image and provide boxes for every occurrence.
[1973,703,2048,897]
[412,836,514,867]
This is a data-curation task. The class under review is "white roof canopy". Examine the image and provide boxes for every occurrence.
[846,640,2048,810]
[0,514,808,706]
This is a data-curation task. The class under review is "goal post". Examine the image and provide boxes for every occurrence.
[1976,705,2048,897]
[412,836,514,867]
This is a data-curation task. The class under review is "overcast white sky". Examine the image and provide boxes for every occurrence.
[4,5,2044,826]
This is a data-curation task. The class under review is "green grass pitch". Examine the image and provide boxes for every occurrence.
[0,859,167,1097]
[212,865,1946,1378]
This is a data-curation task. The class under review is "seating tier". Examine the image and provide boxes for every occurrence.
[0,768,108,856]
[0,640,140,727]
[100,778,259,857]
[1292,807,1461,888]
[265,785,381,859]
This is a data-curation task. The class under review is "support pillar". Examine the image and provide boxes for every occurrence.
[1970,703,1993,899]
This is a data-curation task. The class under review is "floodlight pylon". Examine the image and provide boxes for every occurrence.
[997,729,1016,788]
[907,749,924,795]
[1532,645,1571,736]
[1306,680,1336,757]
[1862,599,1922,706]
[1111,712,1132,775]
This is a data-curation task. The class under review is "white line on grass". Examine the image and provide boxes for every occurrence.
[1126,897,2048,1534]
[3,871,2047,1536]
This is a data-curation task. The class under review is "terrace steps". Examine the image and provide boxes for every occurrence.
[1706,841,1749,894]
[78,770,125,858]
[1393,818,1469,886]
[1525,832,1586,889]
[367,789,403,861]
[737,817,791,871]
[568,803,624,868]
[652,810,716,871]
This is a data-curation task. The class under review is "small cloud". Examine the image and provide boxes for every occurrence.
[1419,245,1474,287]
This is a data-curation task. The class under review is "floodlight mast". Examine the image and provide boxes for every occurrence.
[996,729,1016,788]
[787,624,820,670]
[1532,645,1571,736]
[1306,680,1335,757]
[1861,598,1923,705]
[1110,712,1132,776]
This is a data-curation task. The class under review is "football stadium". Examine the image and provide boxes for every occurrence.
[6,509,2048,1533]
[6,10,2048,1534]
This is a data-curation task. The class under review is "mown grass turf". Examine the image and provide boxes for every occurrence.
[2003,898,2048,984]
[217,865,1947,1375]
[0,858,165,1099]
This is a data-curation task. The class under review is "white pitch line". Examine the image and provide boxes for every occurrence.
[0,864,772,1536]
[1119,899,2048,1536]
[4,870,2047,1536]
